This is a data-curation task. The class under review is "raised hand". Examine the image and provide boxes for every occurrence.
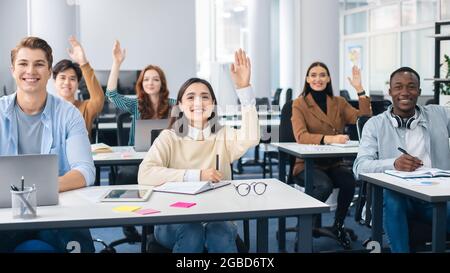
[347,65,364,93]
[112,40,126,65]
[230,49,251,89]
[67,36,88,66]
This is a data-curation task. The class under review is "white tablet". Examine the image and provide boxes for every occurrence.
[100,188,152,202]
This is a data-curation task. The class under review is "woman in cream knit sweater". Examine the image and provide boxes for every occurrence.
[138,49,259,253]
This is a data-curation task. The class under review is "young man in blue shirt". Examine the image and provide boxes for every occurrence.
[353,67,450,252]
[0,37,95,252]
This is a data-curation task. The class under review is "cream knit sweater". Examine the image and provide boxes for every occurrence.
[138,97,260,186]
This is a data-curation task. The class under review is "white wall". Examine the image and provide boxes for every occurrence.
[78,0,196,97]
[299,0,340,96]
[0,0,28,95]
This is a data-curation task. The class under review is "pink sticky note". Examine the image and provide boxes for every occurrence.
[170,202,196,208]
[135,208,161,215]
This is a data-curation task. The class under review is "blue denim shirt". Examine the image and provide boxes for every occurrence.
[353,104,450,179]
[0,92,95,186]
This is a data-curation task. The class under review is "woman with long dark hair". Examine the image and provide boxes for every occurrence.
[138,49,260,252]
[291,62,372,248]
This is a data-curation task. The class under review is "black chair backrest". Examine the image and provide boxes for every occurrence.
[354,115,372,226]
[116,112,132,146]
[285,88,293,102]
[340,89,351,101]
[371,100,391,115]
[279,100,295,143]
[279,100,297,183]
[256,97,270,110]
[356,116,371,141]
[272,88,283,105]
[150,129,163,146]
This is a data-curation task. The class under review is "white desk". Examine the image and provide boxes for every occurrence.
[93,146,147,186]
[269,142,359,251]
[360,173,450,253]
[0,179,329,253]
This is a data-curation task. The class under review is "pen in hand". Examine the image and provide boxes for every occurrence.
[397,147,423,166]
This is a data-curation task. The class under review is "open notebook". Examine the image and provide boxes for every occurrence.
[91,143,113,153]
[385,168,450,179]
[329,140,359,148]
[153,181,231,195]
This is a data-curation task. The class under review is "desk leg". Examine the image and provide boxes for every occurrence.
[141,225,148,253]
[278,151,287,183]
[277,151,287,251]
[432,202,447,253]
[278,217,286,252]
[371,185,383,248]
[297,215,313,253]
[256,218,269,253]
[95,166,101,186]
[304,159,314,195]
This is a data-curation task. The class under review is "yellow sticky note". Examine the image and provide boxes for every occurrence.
[113,206,141,212]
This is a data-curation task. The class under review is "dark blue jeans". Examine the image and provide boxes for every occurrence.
[383,189,450,253]
[155,221,238,253]
[0,228,94,253]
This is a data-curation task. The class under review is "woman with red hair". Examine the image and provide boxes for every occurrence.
[106,40,175,146]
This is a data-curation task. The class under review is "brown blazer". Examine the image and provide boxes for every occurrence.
[291,93,372,175]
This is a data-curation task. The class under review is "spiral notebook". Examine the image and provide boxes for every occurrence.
[385,168,450,179]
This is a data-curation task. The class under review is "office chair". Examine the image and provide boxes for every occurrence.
[272,88,283,106]
[340,89,351,101]
[276,100,357,251]
[237,97,271,174]
[285,88,292,102]
[370,100,392,115]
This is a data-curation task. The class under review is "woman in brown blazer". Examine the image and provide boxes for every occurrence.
[291,62,372,248]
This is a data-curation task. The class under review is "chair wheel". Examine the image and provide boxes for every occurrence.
[100,246,116,253]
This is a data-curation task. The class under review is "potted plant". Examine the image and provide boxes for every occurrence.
[440,54,450,107]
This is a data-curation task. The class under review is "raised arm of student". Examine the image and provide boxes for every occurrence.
[105,40,136,113]
[67,36,104,114]
[342,65,372,122]
[224,49,260,161]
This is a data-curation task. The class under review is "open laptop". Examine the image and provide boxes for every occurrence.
[0,154,59,208]
[134,119,169,152]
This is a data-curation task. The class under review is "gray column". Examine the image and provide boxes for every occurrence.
[248,0,272,99]
[279,0,295,90]
[0,0,28,94]
[29,0,78,94]
[299,0,340,96]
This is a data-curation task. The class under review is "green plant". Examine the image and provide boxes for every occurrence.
[440,54,450,95]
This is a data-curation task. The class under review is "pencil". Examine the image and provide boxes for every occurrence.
[216,154,219,171]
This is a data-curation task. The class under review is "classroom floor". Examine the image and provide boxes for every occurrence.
[91,152,389,253]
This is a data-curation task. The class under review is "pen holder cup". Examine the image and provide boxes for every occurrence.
[11,186,37,219]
